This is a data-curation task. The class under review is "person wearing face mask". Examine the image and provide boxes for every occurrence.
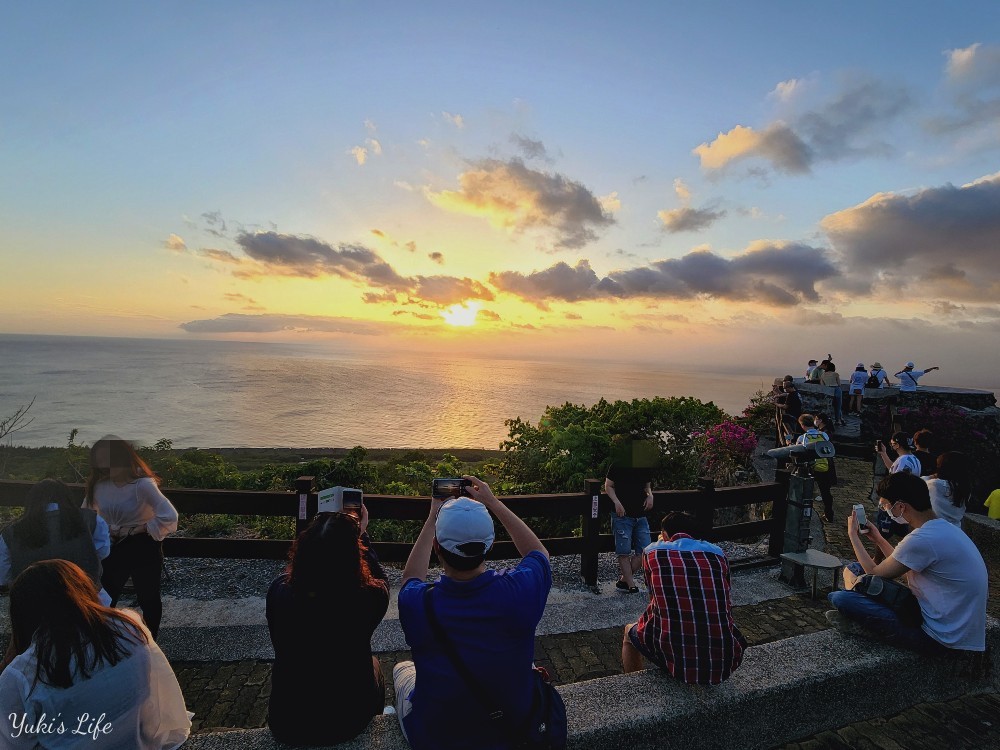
[826,472,988,654]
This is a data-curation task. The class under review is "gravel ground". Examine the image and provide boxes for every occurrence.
[153,537,769,601]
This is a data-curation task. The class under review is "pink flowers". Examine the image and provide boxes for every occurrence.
[695,421,758,486]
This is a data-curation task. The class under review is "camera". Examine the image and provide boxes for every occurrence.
[317,486,363,517]
[432,478,472,500]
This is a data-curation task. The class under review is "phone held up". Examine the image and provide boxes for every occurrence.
[342,489,363,519]
[432,477,472,501]
[853,503,869,534]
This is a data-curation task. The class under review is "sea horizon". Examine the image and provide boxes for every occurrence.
[1,333,787,450]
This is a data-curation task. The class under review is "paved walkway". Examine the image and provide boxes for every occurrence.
[160,456,1000,746]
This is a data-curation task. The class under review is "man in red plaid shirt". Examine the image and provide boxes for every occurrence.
[622,512,746,684]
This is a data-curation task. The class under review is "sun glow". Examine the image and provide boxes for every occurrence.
[441,301,481,326]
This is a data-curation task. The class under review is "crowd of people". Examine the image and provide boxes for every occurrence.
[0,411,992,748]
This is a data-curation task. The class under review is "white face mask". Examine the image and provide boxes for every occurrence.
[884,502,906,524]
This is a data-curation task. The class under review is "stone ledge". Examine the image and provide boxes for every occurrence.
[184,619,999,750]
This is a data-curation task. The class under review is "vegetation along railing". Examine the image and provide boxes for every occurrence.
[0,477,787,587]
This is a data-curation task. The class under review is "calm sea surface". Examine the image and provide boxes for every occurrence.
[0,334,779,449]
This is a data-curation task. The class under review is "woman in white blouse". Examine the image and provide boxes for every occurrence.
[0,559,190,749]
[926,451,972,527]
[84,436,178,638]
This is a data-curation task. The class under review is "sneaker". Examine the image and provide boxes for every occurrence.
[615,579,630,591]
[824,610,869,638]
[628,586,640,594]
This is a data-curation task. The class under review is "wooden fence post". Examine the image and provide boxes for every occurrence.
[580,478,602,589]
[696,477,715,539]
[294,476,316,538]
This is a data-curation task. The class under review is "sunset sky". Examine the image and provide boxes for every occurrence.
[3,2,1000,375]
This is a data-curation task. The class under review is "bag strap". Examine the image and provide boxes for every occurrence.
[422,585,509,724]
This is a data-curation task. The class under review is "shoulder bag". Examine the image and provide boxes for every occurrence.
[422,586,567,749]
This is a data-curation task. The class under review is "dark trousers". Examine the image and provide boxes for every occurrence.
[101,533,164,638]
[814,470,834,521]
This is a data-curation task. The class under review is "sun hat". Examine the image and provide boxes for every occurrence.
[905,361,915,368]
[857,362,865,368]
[872,362,882,369]
[435,498,495,557]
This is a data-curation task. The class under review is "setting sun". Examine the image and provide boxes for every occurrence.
[441,301,481,326]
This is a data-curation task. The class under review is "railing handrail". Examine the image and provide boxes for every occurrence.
[0,477,788,585]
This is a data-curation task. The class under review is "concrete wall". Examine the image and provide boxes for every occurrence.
[185,622,1000,750]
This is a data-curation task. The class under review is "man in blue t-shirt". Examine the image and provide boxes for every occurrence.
[394,476,552,750]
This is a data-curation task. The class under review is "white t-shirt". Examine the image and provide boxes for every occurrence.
[890,454,922,475]
[897,370,926,392]
[0,612,191,748]
[849,370,867,392]
[926,477,966,527]
[891,519,988,650]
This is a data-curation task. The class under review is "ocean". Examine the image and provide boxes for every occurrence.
[0,334,779,449]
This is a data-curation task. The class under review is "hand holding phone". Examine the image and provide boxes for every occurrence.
[853,503,868,535]
[432,478,472,501]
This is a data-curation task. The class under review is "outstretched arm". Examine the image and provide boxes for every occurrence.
[401,497,445,583]
[464,475,549,560]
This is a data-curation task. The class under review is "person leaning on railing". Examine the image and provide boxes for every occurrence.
[265,506,389,746]
[83,435,179,639]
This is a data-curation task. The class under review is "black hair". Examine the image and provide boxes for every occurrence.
[436,544,485,571]
[936,451,972,509]
[14,479,87,549]
[912,429,936,453]
[891,431,912,452]
[661,511,705,539]
[877,472,931,512]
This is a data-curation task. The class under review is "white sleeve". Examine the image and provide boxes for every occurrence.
[0,664,38,749]
[119,612,192,749]
[137,479,179,541]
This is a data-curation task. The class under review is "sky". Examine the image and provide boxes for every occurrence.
[3,2,1000,379]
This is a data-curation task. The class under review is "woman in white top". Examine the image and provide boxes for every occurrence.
[0,559,191,749]
[84,436,178,638]
[848,363,867,415]
[925,451,972,527]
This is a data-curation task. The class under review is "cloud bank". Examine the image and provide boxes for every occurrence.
[491,242,839,308]
[822,172,1000,300]
[425,158,614,249]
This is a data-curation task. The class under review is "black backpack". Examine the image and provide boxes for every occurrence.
[865,372,881,389]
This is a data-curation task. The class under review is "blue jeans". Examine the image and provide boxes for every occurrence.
[827,564,946,655]
[830,388,843,423]
[612,515,651,556]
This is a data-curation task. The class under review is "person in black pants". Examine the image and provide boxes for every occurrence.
[84,436,179,638]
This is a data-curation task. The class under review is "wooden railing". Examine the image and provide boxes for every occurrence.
[0,477,787,587]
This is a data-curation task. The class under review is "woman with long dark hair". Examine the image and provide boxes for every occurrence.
[84,435,178,638]
[926,451,972,527]
[0,478,112,605]
[0,559,190,749]
[266,506,389,745]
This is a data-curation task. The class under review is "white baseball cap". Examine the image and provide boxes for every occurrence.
[435,498,495,557]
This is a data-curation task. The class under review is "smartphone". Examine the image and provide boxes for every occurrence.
[342,489,363,519]
[853,503,868,534]
[432,478,472,500]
